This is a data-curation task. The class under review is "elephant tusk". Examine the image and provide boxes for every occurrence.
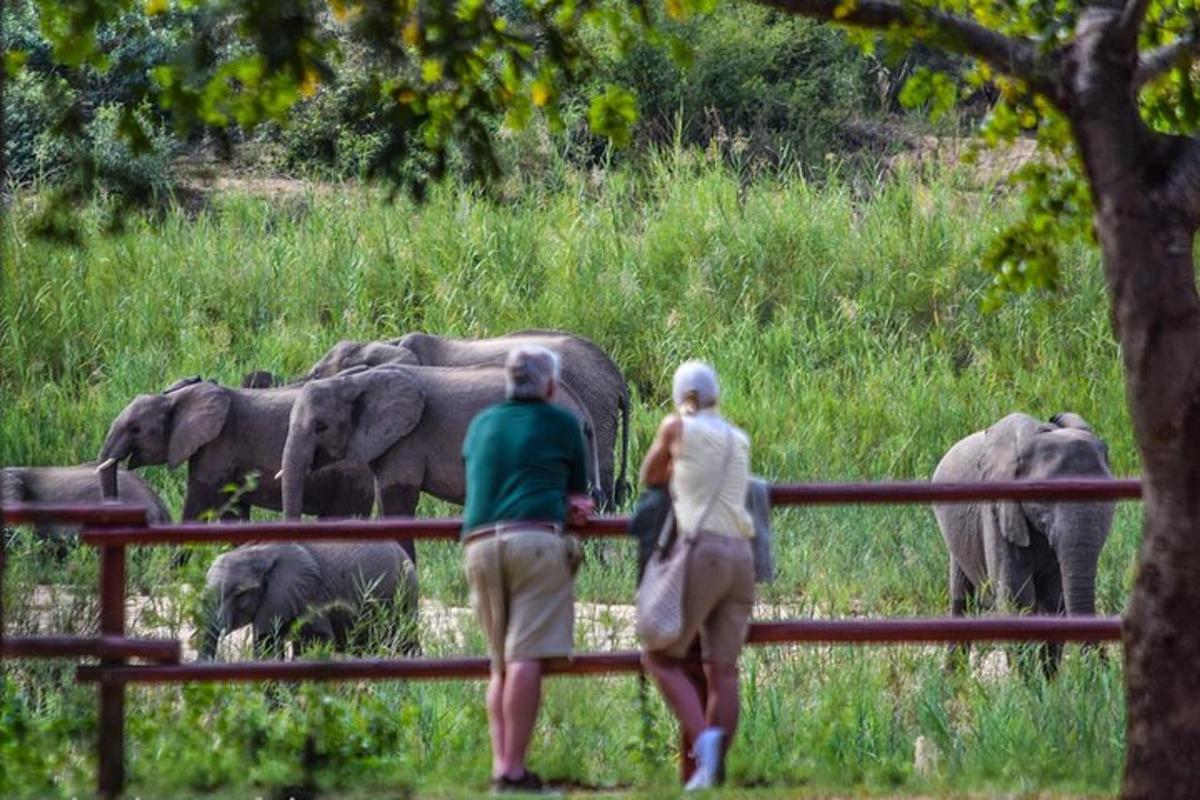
[95,458,119,473]
[275,469,284,481]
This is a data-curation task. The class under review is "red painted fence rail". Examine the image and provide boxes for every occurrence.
[0,478,1140,797]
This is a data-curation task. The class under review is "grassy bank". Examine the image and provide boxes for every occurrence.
[1,155,1133,797]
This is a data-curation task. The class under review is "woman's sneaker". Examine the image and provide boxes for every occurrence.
[685,727,725,791]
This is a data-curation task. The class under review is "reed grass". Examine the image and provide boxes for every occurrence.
[1,152,1132,797]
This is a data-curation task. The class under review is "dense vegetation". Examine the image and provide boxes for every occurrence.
[2,1,916,189]
[1,153,1133,796]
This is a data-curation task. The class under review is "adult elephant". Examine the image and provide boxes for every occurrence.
[96,377,375,521]
[303,330,630,507]
[197,541,418,659]
[931,412,1116,674]
[279,364,596,537]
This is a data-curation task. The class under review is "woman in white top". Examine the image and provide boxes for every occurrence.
[639,360,755,791]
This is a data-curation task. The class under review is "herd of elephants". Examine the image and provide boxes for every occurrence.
[1,329,1116,669]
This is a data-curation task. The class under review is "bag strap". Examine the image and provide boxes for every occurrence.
[680,424,736,541]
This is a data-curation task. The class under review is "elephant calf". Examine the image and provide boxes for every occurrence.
[2,464,171,539]
[198,541,418,659]
[932,412,1115,673]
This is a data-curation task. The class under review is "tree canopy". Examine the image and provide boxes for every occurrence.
[6,0,1199,301]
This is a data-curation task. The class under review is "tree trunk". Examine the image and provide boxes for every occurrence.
[1107,209,1200,797]
[1085,160,1200,797]
[1059,10,1200,794]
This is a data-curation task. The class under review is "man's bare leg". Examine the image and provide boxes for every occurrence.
[487,671,506,779]
[499,659,543,778]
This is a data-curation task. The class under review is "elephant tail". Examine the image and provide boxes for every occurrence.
[615,390,630,508]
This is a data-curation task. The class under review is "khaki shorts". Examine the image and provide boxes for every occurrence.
[658,532,755,665]
[464,528,575,674]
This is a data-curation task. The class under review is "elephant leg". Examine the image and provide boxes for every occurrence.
[946,560,975,672]
[182,482,241,522]
[295,617,339,656]
[1034,562,1064,678]
[377,483,420,565]
[252,626,288,660]
[997,555,1039,678]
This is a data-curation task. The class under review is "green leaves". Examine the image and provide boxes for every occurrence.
[587,84,638,148]
[898,67,957,122]
[981,158,1093,311]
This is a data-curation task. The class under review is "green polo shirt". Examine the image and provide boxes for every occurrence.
[461,398,589,536]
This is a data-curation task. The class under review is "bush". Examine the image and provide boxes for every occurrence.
[583,6,878,165]
[2,0,188,192]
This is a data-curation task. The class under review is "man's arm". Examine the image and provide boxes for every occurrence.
[639,415,682,487]
[566,417,594,525]
[567,417,590,495]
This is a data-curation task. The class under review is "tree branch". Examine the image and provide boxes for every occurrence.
[753,0,1062,102]
[1135,34,1200,88]
[1117,0,1153,45]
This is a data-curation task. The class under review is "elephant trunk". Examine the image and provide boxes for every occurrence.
[197,618,221,660]
[1062,550,1098,616]
[97,432,130,501]
[281,431,314,520]
[1054,502,1112,617]
[195,592,227,660]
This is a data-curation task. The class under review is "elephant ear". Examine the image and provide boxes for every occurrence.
[980,414,1045,548]
[166,383,231,468]
[360,341,417,366]
[253,545,327,641]
[1050,412,1094,433]
[345,368,426,465]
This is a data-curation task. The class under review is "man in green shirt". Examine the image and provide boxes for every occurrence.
[461,344,594,793]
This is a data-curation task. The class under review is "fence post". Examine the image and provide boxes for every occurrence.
[1,513,6,655]
[97,543,127,798]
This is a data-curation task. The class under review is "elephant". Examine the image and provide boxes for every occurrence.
[279,364,598,548]
[300,330,630,507]
[96,376,376,522]
[197,541,418,659]
[2,464,171,540]
[931,411,1115,674]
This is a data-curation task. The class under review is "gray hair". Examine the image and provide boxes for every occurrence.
[506,345,561,400]
[672,360,719,414]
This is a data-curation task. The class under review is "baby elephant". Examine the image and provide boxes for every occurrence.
[198,542,418,659]
[2,464,171,540]
[932,412,1115,674]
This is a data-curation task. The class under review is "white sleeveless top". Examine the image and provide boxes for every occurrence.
[670,409,754,540]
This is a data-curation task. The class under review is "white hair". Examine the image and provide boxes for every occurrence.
[672,360,719,414]
[506,345,561,400]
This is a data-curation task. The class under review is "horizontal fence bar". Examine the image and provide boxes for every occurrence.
[745,616,1122,643]
[768,479,1142,505]
[1,503,147,527]
[1,635,180,662]
[76,616,1121,685]
[74,479,1142,547]
[78,516,629,545]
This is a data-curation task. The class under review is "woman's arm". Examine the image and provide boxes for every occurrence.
[639,414,683,487]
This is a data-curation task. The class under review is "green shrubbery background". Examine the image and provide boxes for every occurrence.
[2,2,958,187]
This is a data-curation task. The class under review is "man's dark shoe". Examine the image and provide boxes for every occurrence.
[491,770,545,794]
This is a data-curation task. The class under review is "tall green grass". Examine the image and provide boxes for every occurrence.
[1,153,1134,797]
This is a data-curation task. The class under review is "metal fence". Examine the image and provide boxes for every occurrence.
[0,478,1139,797]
